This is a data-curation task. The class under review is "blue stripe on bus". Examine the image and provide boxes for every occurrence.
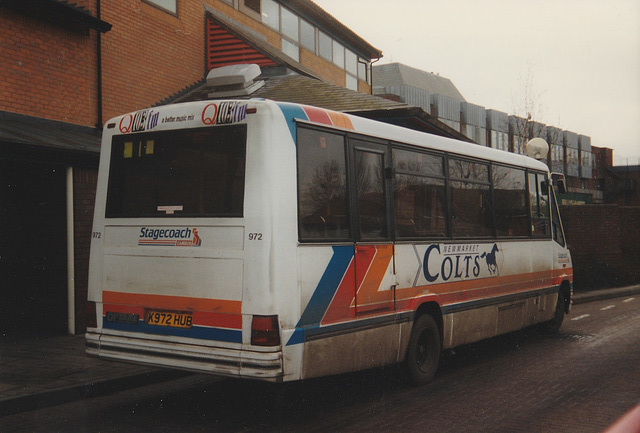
[288,311,413,346]
[103,321,242,343]
[287,246,353,346]
[275,102,308,143]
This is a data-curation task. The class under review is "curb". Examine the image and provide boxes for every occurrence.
[0,370,190,417]
[572,284,640,305]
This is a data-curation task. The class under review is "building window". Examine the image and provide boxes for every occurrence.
[240,0,261,19]
[262,0,279,30]
[345,49,357,76]
[233,0,370,89]
[318,30,332,61]
[281,7,299,42]
[300,19,315,51]
[332,40,344,68]
[346,74,358,91]
[282,38,299,62]
[144,0,177,14]
[358,59,368,83]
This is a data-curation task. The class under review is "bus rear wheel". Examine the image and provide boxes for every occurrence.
[405,314,441,385]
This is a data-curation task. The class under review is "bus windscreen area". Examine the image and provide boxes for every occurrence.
[106,125,246,218]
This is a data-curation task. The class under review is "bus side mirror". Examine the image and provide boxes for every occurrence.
[552,173,567,194]
[541,180,549,196]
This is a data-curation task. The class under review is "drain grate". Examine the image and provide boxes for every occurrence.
[548,332,594,342]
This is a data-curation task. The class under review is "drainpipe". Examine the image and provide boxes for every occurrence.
[66,166,75,335]
[97,0,103,129]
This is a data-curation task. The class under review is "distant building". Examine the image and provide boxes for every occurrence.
[372,62,606,203]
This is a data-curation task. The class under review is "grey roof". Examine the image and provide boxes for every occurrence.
[176,72,405,112]
[0,111,101,164]
[373,63,466,102]
[173,70,472,142]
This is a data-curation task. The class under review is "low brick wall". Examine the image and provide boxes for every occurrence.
[560,204,640,290]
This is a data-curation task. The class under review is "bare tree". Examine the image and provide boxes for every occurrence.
[510,67,563,169]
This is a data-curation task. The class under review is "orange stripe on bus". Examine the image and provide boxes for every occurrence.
[102,291,241,314]
[356,245,394,305]
[396,268,572,306]
[327,111,353,130]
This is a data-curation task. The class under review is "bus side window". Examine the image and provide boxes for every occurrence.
[393,148,447,239]
[550,187,566,246]
[297,127,349,241]
[449,158,492,238]
[528,172,551,237]
[493,165,528,237]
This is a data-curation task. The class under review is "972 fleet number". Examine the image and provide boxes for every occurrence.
[248,233,263,241]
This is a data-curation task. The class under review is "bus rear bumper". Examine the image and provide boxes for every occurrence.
[85,331,283,381]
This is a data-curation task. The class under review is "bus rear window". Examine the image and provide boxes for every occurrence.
[106,125,246,218]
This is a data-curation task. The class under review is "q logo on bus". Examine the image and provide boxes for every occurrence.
[201,102,248,125]
[119,109,159,134]
[423,243,501,283]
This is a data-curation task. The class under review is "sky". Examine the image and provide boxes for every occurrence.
[313,0,640,165]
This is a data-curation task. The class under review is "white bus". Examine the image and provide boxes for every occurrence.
[86,99,573,384]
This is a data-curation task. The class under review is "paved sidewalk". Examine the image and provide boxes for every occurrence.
[1,284,639,416]
[0,333,187,416]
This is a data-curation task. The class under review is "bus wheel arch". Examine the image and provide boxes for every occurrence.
[560,281,572,314]
[405,303,443,385]
[543,281,572,333]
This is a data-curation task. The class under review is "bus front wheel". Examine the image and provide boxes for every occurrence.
[405,314,441,385]
[542,291,567,333]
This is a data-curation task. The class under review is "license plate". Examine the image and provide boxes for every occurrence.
[146,310,193,328]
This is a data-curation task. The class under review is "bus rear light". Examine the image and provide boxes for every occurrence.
[251,315,280,346]
[86,301,97,328]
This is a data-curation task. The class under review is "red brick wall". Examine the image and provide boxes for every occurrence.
[0,6,98,126]
[620,207,640,256]
[100,0,206,123]
[561,204,640,290]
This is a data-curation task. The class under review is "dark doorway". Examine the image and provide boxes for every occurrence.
[0,160,67,336]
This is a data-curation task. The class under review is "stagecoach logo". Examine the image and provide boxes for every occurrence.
[119,109,160,134]
[423,243,501,283]
[201,101,247,125]
[138,227,202,247]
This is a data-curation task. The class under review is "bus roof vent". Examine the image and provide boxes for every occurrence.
[206,64,265,98]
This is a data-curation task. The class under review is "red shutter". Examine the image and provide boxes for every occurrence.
[207,18,276,70]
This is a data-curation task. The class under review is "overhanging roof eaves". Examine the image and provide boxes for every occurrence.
[0,111,101,165]
[281,0,382,60]
[2,0,112,33]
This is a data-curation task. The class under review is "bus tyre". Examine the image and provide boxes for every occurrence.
[543,291,566,334]
[405,314,441,385]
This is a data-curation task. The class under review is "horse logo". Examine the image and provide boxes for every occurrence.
[480,244,499,275]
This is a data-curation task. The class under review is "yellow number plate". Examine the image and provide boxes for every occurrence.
[146,310,193,328]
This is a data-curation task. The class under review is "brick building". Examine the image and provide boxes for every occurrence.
[0,0,382,335]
